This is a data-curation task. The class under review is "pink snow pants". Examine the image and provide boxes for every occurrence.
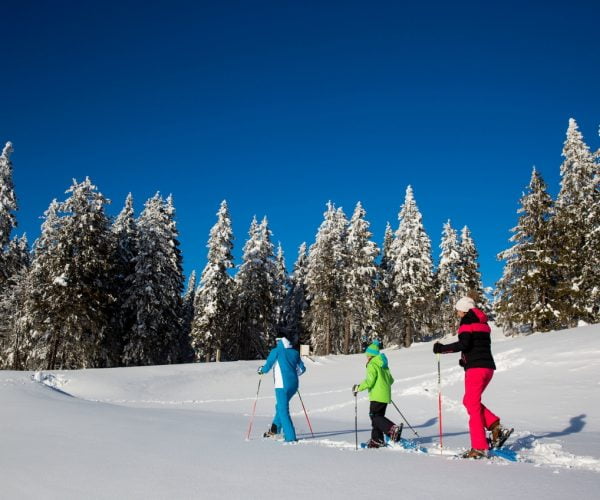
[463,368,499,450]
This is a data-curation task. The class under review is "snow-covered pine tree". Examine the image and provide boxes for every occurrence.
[179,270,197,363]
[0,142,17,252]
[304,202,349,355]
[274,243,290,339]
[435,220,461,335]
[344,202,379,354]
[375,222,396,347]
[553,119,597,326]
[495,167,558,333]
[22,200,60,368]
[583,143,600,322]
[0,141,25,366]
[457,226,487,309]
[331,207,352,355]
[235,216,279,360]
[122,194,184,366]
[0,142,18,287]
[190,200,235,362]
[108,193,138,366]
[390,186,434,347]
[25,179,116,369]
[281,243,309,347]
[0,235,30,369]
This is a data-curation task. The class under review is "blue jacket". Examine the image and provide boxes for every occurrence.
[261,338,306,392]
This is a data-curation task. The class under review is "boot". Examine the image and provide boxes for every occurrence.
[489,421,513,449]
[461,448,488,459]
[367,438,386,449]
[388,423,403,443]
[263,423,280,438]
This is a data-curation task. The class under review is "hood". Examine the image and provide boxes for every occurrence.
[370,353,389,370]
[472,307,488,324]
[278,337,293,349]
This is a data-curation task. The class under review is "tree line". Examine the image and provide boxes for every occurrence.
[0,118,597,369]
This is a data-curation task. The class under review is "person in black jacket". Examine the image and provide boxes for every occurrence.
[433,296,512,459]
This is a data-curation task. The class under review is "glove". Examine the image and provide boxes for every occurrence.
[257,366,264,375]
[352,384,359,396]
[433,342,444,354]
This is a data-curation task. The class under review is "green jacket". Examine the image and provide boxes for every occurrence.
[357,353,394,403]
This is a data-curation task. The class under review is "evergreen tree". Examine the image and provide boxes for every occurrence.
[582,145,600,322]
[390,186,434,347]
[235,216,278,360]
[0,142,19,292]
[553,119,597,325]
[25,179,116,369]
[274,243,290,339]
[22,200,60,368]
[281,243,309,347]
[109,193,138,365]
[436,220,461,334]
[457,226,486,308]
[376,222,396,347]
[344,202,379,353]
[179,270,197,363]
[495,168,558,333]
[0,142,17,254]
[122,194,184,366]
[0,235,30,369]
[190,200,235,362]
[304,203,348,355]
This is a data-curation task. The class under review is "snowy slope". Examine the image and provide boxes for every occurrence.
[1,324,599,499]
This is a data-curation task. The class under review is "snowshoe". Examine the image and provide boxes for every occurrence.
[461,448,488,459]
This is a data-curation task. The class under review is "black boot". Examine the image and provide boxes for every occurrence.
[367,438,386,448]
[388,423,403,443]
[263,423,279,438]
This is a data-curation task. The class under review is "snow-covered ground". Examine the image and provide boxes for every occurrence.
[1,324,599,499]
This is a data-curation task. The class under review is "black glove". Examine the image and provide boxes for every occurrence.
[257,366,264,375]
[352,384,359,396]
[433,342,444,354]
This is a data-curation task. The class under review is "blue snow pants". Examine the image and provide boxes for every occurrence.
[272,386,298,442]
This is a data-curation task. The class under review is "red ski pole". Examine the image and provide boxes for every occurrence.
[246,376,262,440]
[297,390,315,438]
[437,353,443,453]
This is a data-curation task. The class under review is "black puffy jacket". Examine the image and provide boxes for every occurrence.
[438,308,496,370]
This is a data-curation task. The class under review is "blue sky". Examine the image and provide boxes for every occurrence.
[2,0,599,289]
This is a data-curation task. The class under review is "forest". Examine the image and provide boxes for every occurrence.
[0,118,597,369]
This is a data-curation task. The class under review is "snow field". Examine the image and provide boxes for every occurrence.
[1,324,599,499]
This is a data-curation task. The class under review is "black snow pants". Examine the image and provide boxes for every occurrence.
[369,401,395,442]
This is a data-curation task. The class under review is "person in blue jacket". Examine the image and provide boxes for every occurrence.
[258,337,306,442]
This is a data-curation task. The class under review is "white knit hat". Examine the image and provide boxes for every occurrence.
[455,296,476,312]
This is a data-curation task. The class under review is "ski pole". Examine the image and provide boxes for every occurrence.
[354,392,358,450]
[437,353,443,453]
[297,390,315,438]
[246,375,262,440]
[390,399,420,439]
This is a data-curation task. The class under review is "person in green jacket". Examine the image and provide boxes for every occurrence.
[353,340,402,448]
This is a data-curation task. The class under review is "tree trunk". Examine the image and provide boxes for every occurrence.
[404,320,413,348]
[343,319,350,355]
